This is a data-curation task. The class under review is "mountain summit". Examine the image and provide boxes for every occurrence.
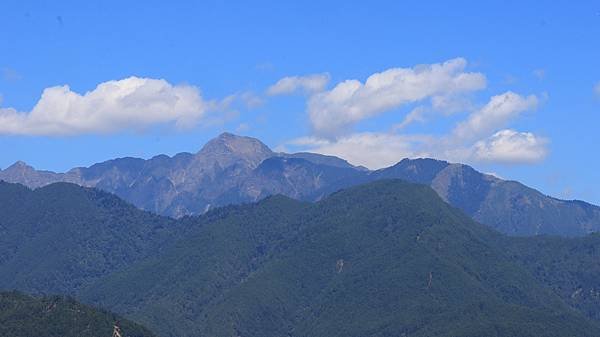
[196,132,274,168]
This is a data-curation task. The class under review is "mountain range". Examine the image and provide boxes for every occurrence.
[2,180,600,336]
[1,132,599,236]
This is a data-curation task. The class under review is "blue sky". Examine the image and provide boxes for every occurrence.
[0,1,599,203]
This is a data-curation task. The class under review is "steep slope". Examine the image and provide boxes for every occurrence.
[83,180,600,337]
[0,181,181,295]
[239,156,365,201]
[83,195,310,336]
[0,291,156,337]
[373,159,600,236]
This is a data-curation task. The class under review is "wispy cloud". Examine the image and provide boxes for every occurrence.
[451,91,538,142]
[267,73,330,96]
[393,106,428,130]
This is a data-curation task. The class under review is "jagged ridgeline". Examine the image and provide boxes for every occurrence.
[0,291,155,337]
[2,132,600,236]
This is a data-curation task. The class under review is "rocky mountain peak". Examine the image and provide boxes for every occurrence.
[4,161,35,173]
[196,132,274,168]
[0,161,66,189]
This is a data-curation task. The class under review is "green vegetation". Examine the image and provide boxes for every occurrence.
[508,233,600,322]
[0,291,155,337]
[4,179,600,336]
[82,180,600,337]
[0,181,183,295]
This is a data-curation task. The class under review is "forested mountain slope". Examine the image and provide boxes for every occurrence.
[0,291,156,337]
[0,181,183,295]
[82,180,600,337]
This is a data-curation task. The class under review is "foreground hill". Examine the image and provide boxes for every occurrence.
[0,291,156,337]
[0,181,183,295]
[3,180,600,335]
[1,133,599,236]
[82,180,600,337]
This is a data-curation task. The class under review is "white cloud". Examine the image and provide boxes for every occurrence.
[289,128,549,169]
[0,77,207,136]
[267,73,330,96]
[307,58,486,137]
[277,59,547,168]
[286,132,432,169]
[472,129,548,164]
[283,89,546,168]
[595,82,600,97]
[452,91,538,141]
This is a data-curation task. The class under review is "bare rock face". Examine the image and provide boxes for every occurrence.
[0,161,66,188]
[195,132,274,169]
[0,133,360,218]
[3,132,600,236]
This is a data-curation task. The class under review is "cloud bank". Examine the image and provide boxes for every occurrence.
[305,58,486,137]
[0,77,207,136]
[281,84,546,168]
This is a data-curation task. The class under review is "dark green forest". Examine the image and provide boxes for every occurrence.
[0,291,155,337]
[3,180,600,336]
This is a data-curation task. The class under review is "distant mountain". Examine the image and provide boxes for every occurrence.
[0,181,183,296]
[0,291,156,337]
[82,180,600,337]
[371,159,600,236]
[2,132,600,236]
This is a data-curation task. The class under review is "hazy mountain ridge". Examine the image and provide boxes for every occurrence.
[2,132,600,236]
